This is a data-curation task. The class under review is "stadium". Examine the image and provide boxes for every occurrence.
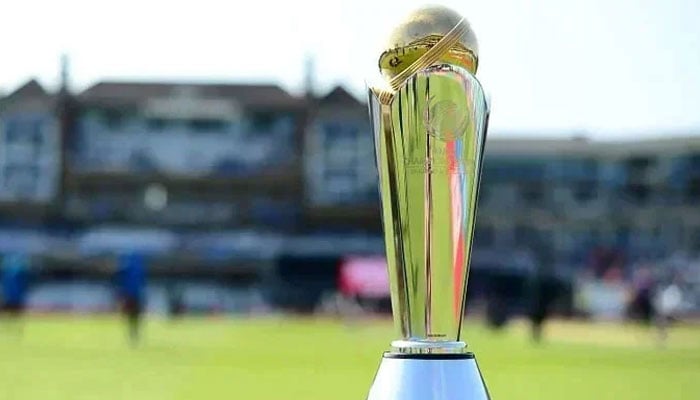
[2,6,700,398]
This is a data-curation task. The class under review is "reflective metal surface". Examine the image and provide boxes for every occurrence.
[378,5,479,82]
[364,7,491,399]
[367,355,490,400]
[368,64,488,347]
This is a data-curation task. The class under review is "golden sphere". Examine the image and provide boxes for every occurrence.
[378,5,479,83]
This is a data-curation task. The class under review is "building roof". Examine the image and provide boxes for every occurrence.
[0,79,55,112]
[79,81,305,110]
[485,136,595,156]
[486,133,700,157]
[8,79,48,99]
[319,86,364,107]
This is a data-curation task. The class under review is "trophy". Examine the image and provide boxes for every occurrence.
[366,5,490,400]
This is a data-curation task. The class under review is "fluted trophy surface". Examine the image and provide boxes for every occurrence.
[365,5,490,400]
[368,4,489,352]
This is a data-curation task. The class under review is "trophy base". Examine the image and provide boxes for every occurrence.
[366,352,490,400]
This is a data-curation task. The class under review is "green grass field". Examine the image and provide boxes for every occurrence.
[0,315,698,399]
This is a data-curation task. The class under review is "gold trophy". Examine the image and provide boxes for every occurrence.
[366,5,490,400]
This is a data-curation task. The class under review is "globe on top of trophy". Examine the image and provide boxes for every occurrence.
[377,5,479,91]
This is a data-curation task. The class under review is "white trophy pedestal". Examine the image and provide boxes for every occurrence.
[367,353,490,400]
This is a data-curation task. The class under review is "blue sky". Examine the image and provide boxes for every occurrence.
[1,0,699,137]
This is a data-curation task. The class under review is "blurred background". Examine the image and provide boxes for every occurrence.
[1,0,699,399]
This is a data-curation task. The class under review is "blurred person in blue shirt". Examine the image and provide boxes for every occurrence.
[115,252,146,346]
[1,253,30,316]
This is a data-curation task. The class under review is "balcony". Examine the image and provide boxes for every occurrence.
[71,115,297,178]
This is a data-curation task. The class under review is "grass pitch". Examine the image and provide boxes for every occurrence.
[0,315,698,399]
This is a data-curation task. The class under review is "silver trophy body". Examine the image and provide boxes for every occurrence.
[365,6,490,400]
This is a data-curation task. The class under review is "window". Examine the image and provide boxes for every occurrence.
[574,182,597,202]
[687,177,700,202]
[624,156,655,183]
[310,119,376,205]
[615,226,630,247]
[692,228,700,251]
[2,117,47,162]
[477,184,490,205]
[3,165,38,197]
[621,157,655,204]
[626,156,654,170]
[250,197,299,228]
[688,155,700,198]
[103,110,125,130]
[515,225,538,246]
[325,142,357,168]
[250,112,276,131]
[147,118,168,131]
[520,182,544,204]
[30,119,43,144]
[189,119,227,132]
[625,183,650,203]
[690,153,700,170]
[5,120,22,143]
[474,224,494,247]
